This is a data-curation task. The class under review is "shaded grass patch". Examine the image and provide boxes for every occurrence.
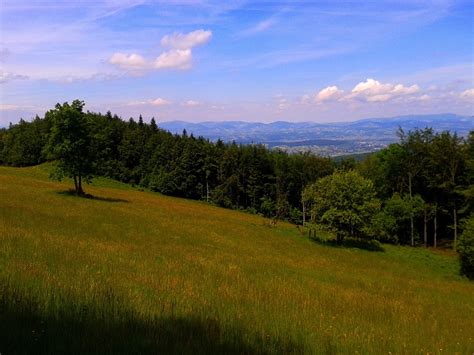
[0,279,305,355]
[56,189,130,203]
[310,235,385,252]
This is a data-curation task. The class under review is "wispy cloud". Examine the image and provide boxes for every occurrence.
[0,70,28,83]
[127,97,172,107]
[182,100,201,106]
[161,29,212,49]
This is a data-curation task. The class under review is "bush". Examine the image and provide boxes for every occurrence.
[366,239,385,252]
[458,215,474,280]
[259,196,276,218]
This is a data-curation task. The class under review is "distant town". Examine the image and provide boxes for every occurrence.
[160,113,474,156]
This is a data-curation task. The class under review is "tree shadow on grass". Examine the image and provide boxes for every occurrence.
[309,235,385,252]
[56,189,129,203]
[0,284,305,355]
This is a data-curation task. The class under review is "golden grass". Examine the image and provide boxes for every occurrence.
[0,165,473,354]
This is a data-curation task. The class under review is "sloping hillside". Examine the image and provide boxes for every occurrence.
[0,165,473,354]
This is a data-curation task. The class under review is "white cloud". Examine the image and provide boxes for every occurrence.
[460,88,474,100]
[109,30,211,73]
[0,70,28,83]
[150,98,171,106]
[154,49,192,70]
[183,100,200,106]
[391,83,420,95]
[126,100,146,106]
[108,52,147,70]
[366,94,392,102]
[127,98,171,106]
[352,78,390,94]
[109,49,192,72]
[161,29,212,50]
[346,78,420,102]
[316,86,344,102]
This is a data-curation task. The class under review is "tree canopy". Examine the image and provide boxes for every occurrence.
[45,100,94,195]
[303,170,380,242]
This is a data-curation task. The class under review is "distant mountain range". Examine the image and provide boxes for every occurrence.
[160,114,474,156]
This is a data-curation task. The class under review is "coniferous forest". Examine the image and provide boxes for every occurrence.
[1,101,473,277]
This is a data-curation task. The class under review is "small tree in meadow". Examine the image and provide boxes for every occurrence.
[45,100,95,195]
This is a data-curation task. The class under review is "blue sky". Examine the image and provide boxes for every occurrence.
[0,0,473,124]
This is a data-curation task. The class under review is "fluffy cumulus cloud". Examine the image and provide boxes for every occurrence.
[460,88,474,100]
[108,53,147,70]
[316,86,344,102]
[0,70,28,83]
[161,29,212,50]
[154,49,192,70]
[109,29,211,73]
[347,78,420,102]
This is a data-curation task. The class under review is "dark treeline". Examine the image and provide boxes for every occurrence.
[0,101,473,255]
[0,101,334,223]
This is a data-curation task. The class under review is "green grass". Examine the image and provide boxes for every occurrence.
[1,165,473,354]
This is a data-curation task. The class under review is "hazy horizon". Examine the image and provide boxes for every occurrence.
[1,111,473,128]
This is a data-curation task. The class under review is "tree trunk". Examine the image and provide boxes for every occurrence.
[433,211,437,248]
[73,175,78,194]
[206,179,209,203]
[409,172,414,247]
[423,206,428,247]
[78,174,84,195]
[302,202,306,227]
[453,206,457,250]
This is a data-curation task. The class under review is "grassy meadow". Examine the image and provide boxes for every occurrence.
[0,165,473,354]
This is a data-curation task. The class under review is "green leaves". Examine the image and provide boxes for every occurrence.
[304,170,380,240]
[458,215,474,279]
[45,100,94,194]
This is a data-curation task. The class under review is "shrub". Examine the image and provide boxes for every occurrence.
[458,215,474,280]
[366,239,385,252]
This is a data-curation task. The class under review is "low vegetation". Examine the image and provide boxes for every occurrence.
[1,165,473,353]
[458,215,474,279]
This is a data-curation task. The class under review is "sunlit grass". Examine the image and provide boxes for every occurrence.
[1,165,473,353]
